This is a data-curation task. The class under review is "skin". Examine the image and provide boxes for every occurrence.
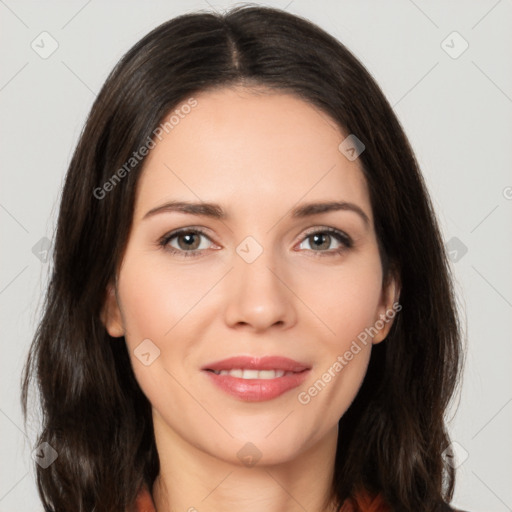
[102,86,399,512]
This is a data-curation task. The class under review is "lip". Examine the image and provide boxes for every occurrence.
[201,355,311,402]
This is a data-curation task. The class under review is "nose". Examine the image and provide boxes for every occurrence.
[223,248,297,332]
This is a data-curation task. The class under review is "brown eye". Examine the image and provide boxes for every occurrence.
[175,232,202,251]
[307,233,333,251]
[297,228,352,256]
[159,228,215,258]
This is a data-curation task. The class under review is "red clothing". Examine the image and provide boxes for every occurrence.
[340,492,391,511]
[134,485,156,512]
[134,485,390,511]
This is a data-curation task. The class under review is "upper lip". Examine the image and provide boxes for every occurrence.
[201,355,310,373]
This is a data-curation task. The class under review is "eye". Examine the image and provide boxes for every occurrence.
[296,227,353,256]
[159,228,217,258]
[158,226,353,258]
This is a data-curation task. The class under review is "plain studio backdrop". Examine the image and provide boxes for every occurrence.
[1,1,511,511]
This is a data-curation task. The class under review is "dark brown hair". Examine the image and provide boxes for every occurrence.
[21,5,463,511]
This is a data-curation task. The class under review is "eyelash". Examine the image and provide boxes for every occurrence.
[158,226,353,259]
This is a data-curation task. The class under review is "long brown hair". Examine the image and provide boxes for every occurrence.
[21,5,463,511]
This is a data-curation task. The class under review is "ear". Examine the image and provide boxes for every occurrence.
[100,281,125,338]
[372,270,401,345]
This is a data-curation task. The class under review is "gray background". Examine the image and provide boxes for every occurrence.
[1,1,511,511]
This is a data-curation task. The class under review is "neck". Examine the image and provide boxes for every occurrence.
[151,411,339,512]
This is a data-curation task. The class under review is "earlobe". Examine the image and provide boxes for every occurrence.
[100,282,125,338]
[372,273,401,345]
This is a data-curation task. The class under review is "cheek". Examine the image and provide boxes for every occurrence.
[115,250,227,399]
[297,253,384,346]
[118,250,222,343]
[292,254,383,414]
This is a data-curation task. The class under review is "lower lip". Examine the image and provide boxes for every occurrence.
[203,370,310,402]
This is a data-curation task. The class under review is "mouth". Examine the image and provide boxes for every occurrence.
[201,355,311,402]
[206,368,297,379]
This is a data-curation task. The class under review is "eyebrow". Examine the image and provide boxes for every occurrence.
[143,200,370,226]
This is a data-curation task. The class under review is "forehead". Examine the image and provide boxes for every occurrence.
[134,86,371,223]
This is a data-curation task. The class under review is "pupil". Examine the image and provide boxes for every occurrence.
[179,233,199,250]
[312,233,330,250]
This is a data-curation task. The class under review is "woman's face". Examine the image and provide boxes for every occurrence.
[103,86,398,466]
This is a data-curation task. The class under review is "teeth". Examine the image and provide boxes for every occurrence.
[212,369,291,379]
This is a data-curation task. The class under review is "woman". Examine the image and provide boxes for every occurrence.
[21,5,464,512]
